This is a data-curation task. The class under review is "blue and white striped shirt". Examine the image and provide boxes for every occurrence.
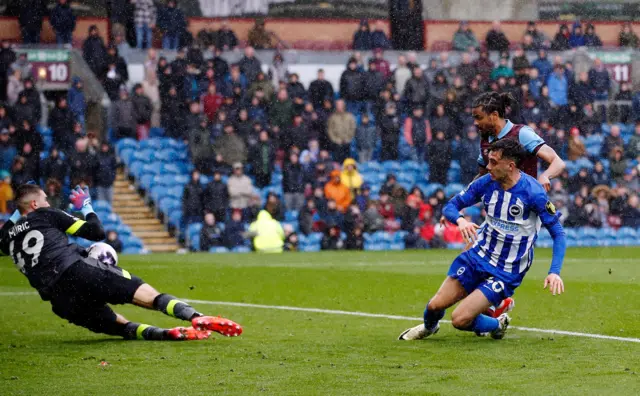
[444,173,561,280]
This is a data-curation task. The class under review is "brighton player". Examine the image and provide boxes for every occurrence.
[0,184,242,341]
[399,139,566,340]
[444,91,566,320]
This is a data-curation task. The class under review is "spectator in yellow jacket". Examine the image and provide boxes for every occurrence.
[341,158,363,198]
[249,205,285,253]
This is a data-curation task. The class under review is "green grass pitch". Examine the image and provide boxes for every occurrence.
[2,248,640,395]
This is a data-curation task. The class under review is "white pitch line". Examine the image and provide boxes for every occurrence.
[1,292,639,344]
[183,298,640,344]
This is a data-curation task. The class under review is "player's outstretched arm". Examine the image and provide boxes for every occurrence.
[0,210,21,255]
[544,220,566,295]
[537,145,566,192]
[65,186,106,241]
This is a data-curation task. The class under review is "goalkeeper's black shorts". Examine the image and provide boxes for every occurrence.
[48,257,145,336]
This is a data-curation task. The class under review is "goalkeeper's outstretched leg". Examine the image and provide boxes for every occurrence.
[49,257,242,341]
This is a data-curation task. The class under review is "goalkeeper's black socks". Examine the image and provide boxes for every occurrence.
[123,322,169,340]
[153,293,201,321]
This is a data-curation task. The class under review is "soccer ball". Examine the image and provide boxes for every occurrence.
[87,242,119,266]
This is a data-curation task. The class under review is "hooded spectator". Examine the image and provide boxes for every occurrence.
[214,123,247,166]
[355,114,376,163]
[363,200,384,233]
[67,77,86,126]
[132,83,152,139]
[551,24,570,51]
[94,142,116,203]
[50,0,76,45]
[200,213,224,251]
[584,24,602,47]
[282,152,306,211]
[353,19,373,50]
[182,170,203,225]
[40,147,67,183]
[403,67,429,110]
[247,18,273,49]
[48,97,75,152]
[567,127,586,161]
[188,116,213,174]
[428,130,452,184]
[0,129,16,173]
[378,102,400,161]
[18,0,47,44]
[158,0,185,50]
[321,224,344,251]
[68,138,96,186]
[485,20,510,52]
[324,169,352,213]
[404,107,431,162]
[619,22,639,48]
[569,24,585,48]
[452,21,479,51]
[110,88,136,140]
[601,125,624,158]
[83,26,107,78]
[15,119,42,156]
[200,170,228,221]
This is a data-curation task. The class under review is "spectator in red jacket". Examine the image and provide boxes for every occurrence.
[202,83,223,123]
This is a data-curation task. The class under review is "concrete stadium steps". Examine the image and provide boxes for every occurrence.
[113,170,179,253]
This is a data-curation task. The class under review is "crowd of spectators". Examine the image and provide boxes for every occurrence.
[0,42,117,215]
[2,8,640,252]
[87,40,638,251]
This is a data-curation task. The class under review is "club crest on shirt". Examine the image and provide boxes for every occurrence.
[509,204,523,217]
[545,201,556,215]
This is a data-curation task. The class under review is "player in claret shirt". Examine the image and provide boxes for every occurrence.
[0,184,242,341]
[400,139,566,341]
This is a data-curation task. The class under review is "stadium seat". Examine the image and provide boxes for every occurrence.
[209,247,229,253]
[445,183,465,198]
[617,227,637,239]
[149,127,165,138]
[285,211,299,222]
[122,247,144,254]
[93,200,112,212]
[158,197,180,216]
[155,149,180,163]
[232,246,251,253]
[382,161,402,174]
[423,183,444,197]
[300,244,321,252]
[190,234,201,251]
[364,242,385,251]
[161,163,188,175]
[116,138,138,156]
[139,139,164,151]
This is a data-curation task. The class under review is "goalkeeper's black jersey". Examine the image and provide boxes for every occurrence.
[0,208,105,297]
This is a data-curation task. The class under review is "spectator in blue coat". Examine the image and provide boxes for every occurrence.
[50,0,76,45]
[456,126,480,185]
[224,209,246,249]
[94,142,117,204]
[158,0,186,50]
[532,49,553,83]
[569,24,585,48]
[0,128,16,173]
[370,21,392,50]
[588,58,611,100]
[67,77,86,126]
[547,64,568,107]
[353,20,372,50]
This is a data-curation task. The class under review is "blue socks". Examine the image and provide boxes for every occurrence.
[468,314,499,333]
[423,300,445,330]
